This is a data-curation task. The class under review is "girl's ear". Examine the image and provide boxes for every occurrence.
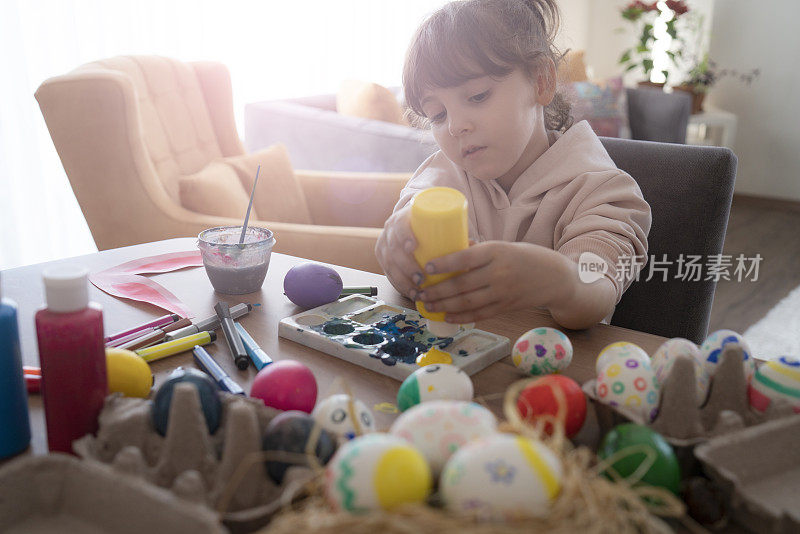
[534,57,557,106]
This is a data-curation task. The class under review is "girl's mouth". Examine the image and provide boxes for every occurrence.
[463,146,486,158]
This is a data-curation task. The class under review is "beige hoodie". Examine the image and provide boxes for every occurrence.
[393,121,652,306]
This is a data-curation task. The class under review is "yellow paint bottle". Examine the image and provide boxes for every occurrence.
[410,187,469,337]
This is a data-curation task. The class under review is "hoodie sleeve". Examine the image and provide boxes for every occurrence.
[555,170,652,304]
[392,151,467,212]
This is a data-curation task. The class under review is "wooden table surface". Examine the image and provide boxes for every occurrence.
[3,238,669,455]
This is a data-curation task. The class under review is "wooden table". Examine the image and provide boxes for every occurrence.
[3,238,669,456]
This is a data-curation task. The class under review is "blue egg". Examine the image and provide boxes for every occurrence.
[151,367,222,436]
[262,410,337,484]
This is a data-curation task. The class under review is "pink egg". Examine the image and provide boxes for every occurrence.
[250,360,318,413]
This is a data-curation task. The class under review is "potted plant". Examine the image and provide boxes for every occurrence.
[674,55,760,114]
[618,0,690,87]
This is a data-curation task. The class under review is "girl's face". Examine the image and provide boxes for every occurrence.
[420,68,553,191]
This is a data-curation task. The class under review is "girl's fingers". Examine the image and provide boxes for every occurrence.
[446,300,507,324]
[425,243,493,275]
[418,265,491,302]
[387,268,417,301]
[424,285,496,314]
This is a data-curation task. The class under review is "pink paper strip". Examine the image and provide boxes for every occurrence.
[89,251,204,317]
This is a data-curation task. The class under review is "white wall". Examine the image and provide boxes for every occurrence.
[708,0,800,201]
[556,0,590,51]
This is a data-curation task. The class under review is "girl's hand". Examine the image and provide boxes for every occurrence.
[375,205,424,300]
[417,241,573,323]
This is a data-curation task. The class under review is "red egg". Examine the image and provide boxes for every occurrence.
[516,375,587,438]
[251,360,318,413]
[284,262,343,309]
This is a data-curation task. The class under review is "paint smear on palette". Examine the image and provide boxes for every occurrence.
[311,313,454,367]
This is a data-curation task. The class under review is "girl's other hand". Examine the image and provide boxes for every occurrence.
[375,205,424,300]
[417,241,573,323]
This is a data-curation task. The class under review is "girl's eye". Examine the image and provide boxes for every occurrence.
[430,110,447,123]
[469,90,490,103]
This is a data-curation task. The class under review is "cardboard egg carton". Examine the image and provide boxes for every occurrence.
[0,454,224,533]
[73,384,315,534]
[583,347,796,469]
[694,416,800,534]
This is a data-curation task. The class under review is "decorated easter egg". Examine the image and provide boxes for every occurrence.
[597,423,681,496]
[397,364,473,411]
[596,342,650,375]
[251,360,318,413]
[262,410,338,484]
[651,338,710,405]
[325,433,432,513]
[440,434,562,520]
[311,394,376,441]
[284,262,343,309]
[389,400,497,476]
[699,329,755,379]
[748,356,800,413]
[516,375,587,437]
[511,327,573,376]
[106,347,153,398]
[152,367,221,436]
[596,356,659,422]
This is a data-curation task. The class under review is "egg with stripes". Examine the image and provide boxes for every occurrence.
[440,434,562,520]
[748,356,800,413]
[397,364,473,412]
[324,433,432,513]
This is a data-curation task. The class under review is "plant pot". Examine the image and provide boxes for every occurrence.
[637,80,666,90]
[674,84,706,114]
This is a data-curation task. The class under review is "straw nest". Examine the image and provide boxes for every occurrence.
[242,378,693,534]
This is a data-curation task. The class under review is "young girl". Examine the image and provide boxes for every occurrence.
[375,0,652,330]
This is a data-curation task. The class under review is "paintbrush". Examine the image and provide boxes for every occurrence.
[239,164,261,246]
[214,301,250,370]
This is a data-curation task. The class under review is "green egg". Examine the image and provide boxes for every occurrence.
[597,423,681,497]
[397,374,420,412]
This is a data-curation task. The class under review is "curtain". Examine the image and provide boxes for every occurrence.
[0,0,442,269]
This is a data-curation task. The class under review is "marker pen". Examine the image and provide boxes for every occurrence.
[107,327,156,348]
[214,302,249,370]
[136,331,216,363]
[105,313,179,344]
[340,286,378,297]
[117,318,192,351]
[166,303,252,342]
[192,346,245,395]
[235,322,272,370]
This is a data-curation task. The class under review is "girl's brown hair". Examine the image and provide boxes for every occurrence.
[403,0,572,132]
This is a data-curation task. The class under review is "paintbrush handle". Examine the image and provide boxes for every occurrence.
[239,165,261,244]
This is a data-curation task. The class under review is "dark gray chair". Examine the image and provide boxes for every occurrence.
[601,137,737,344]
[626,87,692,144]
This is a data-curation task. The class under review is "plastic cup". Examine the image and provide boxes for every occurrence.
[197,226,276,295]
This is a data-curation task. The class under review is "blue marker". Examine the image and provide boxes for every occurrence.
[192,346,245,395]
[235,322,272,370]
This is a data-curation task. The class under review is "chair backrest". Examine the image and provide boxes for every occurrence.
[72,56,226,201]
[626,87,691,143]
[600,137,737,344]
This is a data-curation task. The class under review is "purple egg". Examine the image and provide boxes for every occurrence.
[284,263,343,309]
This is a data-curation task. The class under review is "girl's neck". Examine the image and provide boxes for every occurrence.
[495,117,550,194]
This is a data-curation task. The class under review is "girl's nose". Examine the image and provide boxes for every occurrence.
[448,113,472,136]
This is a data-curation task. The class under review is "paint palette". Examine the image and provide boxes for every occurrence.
[278,295,510,381]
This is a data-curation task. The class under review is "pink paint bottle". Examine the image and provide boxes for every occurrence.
[35,266,107,454]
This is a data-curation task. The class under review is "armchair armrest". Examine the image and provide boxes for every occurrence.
[295,170,410,229]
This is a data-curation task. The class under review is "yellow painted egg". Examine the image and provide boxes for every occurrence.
[440,433,562,520]
[106,347,153,398]
[389,400,497,476]
[596,342,649,375]
[748,356,800,413]
[325,433,432,513]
